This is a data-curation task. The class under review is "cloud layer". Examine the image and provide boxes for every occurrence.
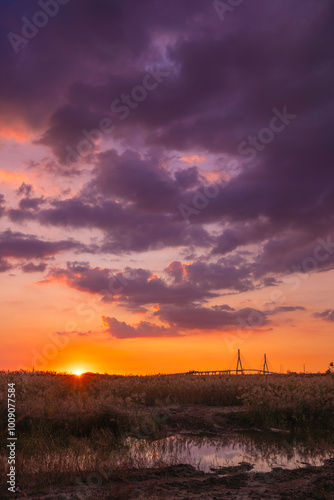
[1,0,333,339]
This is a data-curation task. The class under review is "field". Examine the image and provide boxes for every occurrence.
[1,371,334,499]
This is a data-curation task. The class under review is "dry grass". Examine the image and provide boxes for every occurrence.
[1,371,334,493]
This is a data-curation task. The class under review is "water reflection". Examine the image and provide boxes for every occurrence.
[124,432,334,472]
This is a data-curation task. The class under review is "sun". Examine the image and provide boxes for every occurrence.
[73,368,85,376]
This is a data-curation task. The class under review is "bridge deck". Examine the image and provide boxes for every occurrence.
[171,369,278,375]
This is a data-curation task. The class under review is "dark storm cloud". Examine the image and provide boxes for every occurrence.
[102,316,180,339]
[1,0,204,160]
[35,105,104,163]
[88,149,200,211]
[48,258,256,312]
[251,233,334,277]
[7,208,36,224]
[16,183,33,197]
[99,219,212,254]
[2,0,329,161]
[273,306,305,313]
[1,0,334,291]
[21,262,48,273]
[154,304,269,331]
[50,263,114,295]
[0,258,12,273]
[263,306,306,318]
[0,229,87,259]
[165,260,254,292]
[37,199,212,253]
[9,165,213,252]
[0,195,5,217]
[9,183,45,219]
[1,0,150,126]
[56,331,92,337]
[313,309,334,323]
[18,197,45,210]
[213,222,274,256]
[48,261,221,308]
[153,303,306,331]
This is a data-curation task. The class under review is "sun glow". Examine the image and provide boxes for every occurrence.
[72,368,85,376]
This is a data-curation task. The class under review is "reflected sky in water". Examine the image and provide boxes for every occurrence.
[125,432,334,473]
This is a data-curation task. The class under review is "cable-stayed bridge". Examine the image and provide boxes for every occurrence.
[172,350,278,375]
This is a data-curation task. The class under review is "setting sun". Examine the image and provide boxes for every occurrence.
[1,1,333,498]
[72,368,85,376]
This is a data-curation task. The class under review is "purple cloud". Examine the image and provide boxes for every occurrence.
[102,316,180,339]
[1,0,333,340]
[154,304,269,331]
[313,309,334,323]
[48,257,258,311]
[0,230,88,259]
[21,262,48,273]
[48,261,220,309]
[0,258,12,273]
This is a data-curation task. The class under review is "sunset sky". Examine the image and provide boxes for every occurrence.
[1,0,334,374]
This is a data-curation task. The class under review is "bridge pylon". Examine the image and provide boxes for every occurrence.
[263,353,269,374]
[236,349,244,375]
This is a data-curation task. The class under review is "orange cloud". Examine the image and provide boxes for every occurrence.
[202,169,231,183]
[0,170,26,185]
[147,273,158,281]
[0,124,34,143]
[179,155,206,165]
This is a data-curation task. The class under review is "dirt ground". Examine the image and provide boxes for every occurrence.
[139,404,249,439]
[6,460,334,500]
[3,405,334,500]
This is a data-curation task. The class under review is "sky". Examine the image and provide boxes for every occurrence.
[0,0,334,375]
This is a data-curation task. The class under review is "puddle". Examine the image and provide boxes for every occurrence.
[124,432,334,473]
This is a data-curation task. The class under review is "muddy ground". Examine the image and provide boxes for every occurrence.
[3,405,334,500]
[6,460,334,500]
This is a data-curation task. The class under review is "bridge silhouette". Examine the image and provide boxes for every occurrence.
[172,350,278,375]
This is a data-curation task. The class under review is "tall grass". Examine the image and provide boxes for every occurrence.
[1,371,334,492]
[239,374,334,430]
